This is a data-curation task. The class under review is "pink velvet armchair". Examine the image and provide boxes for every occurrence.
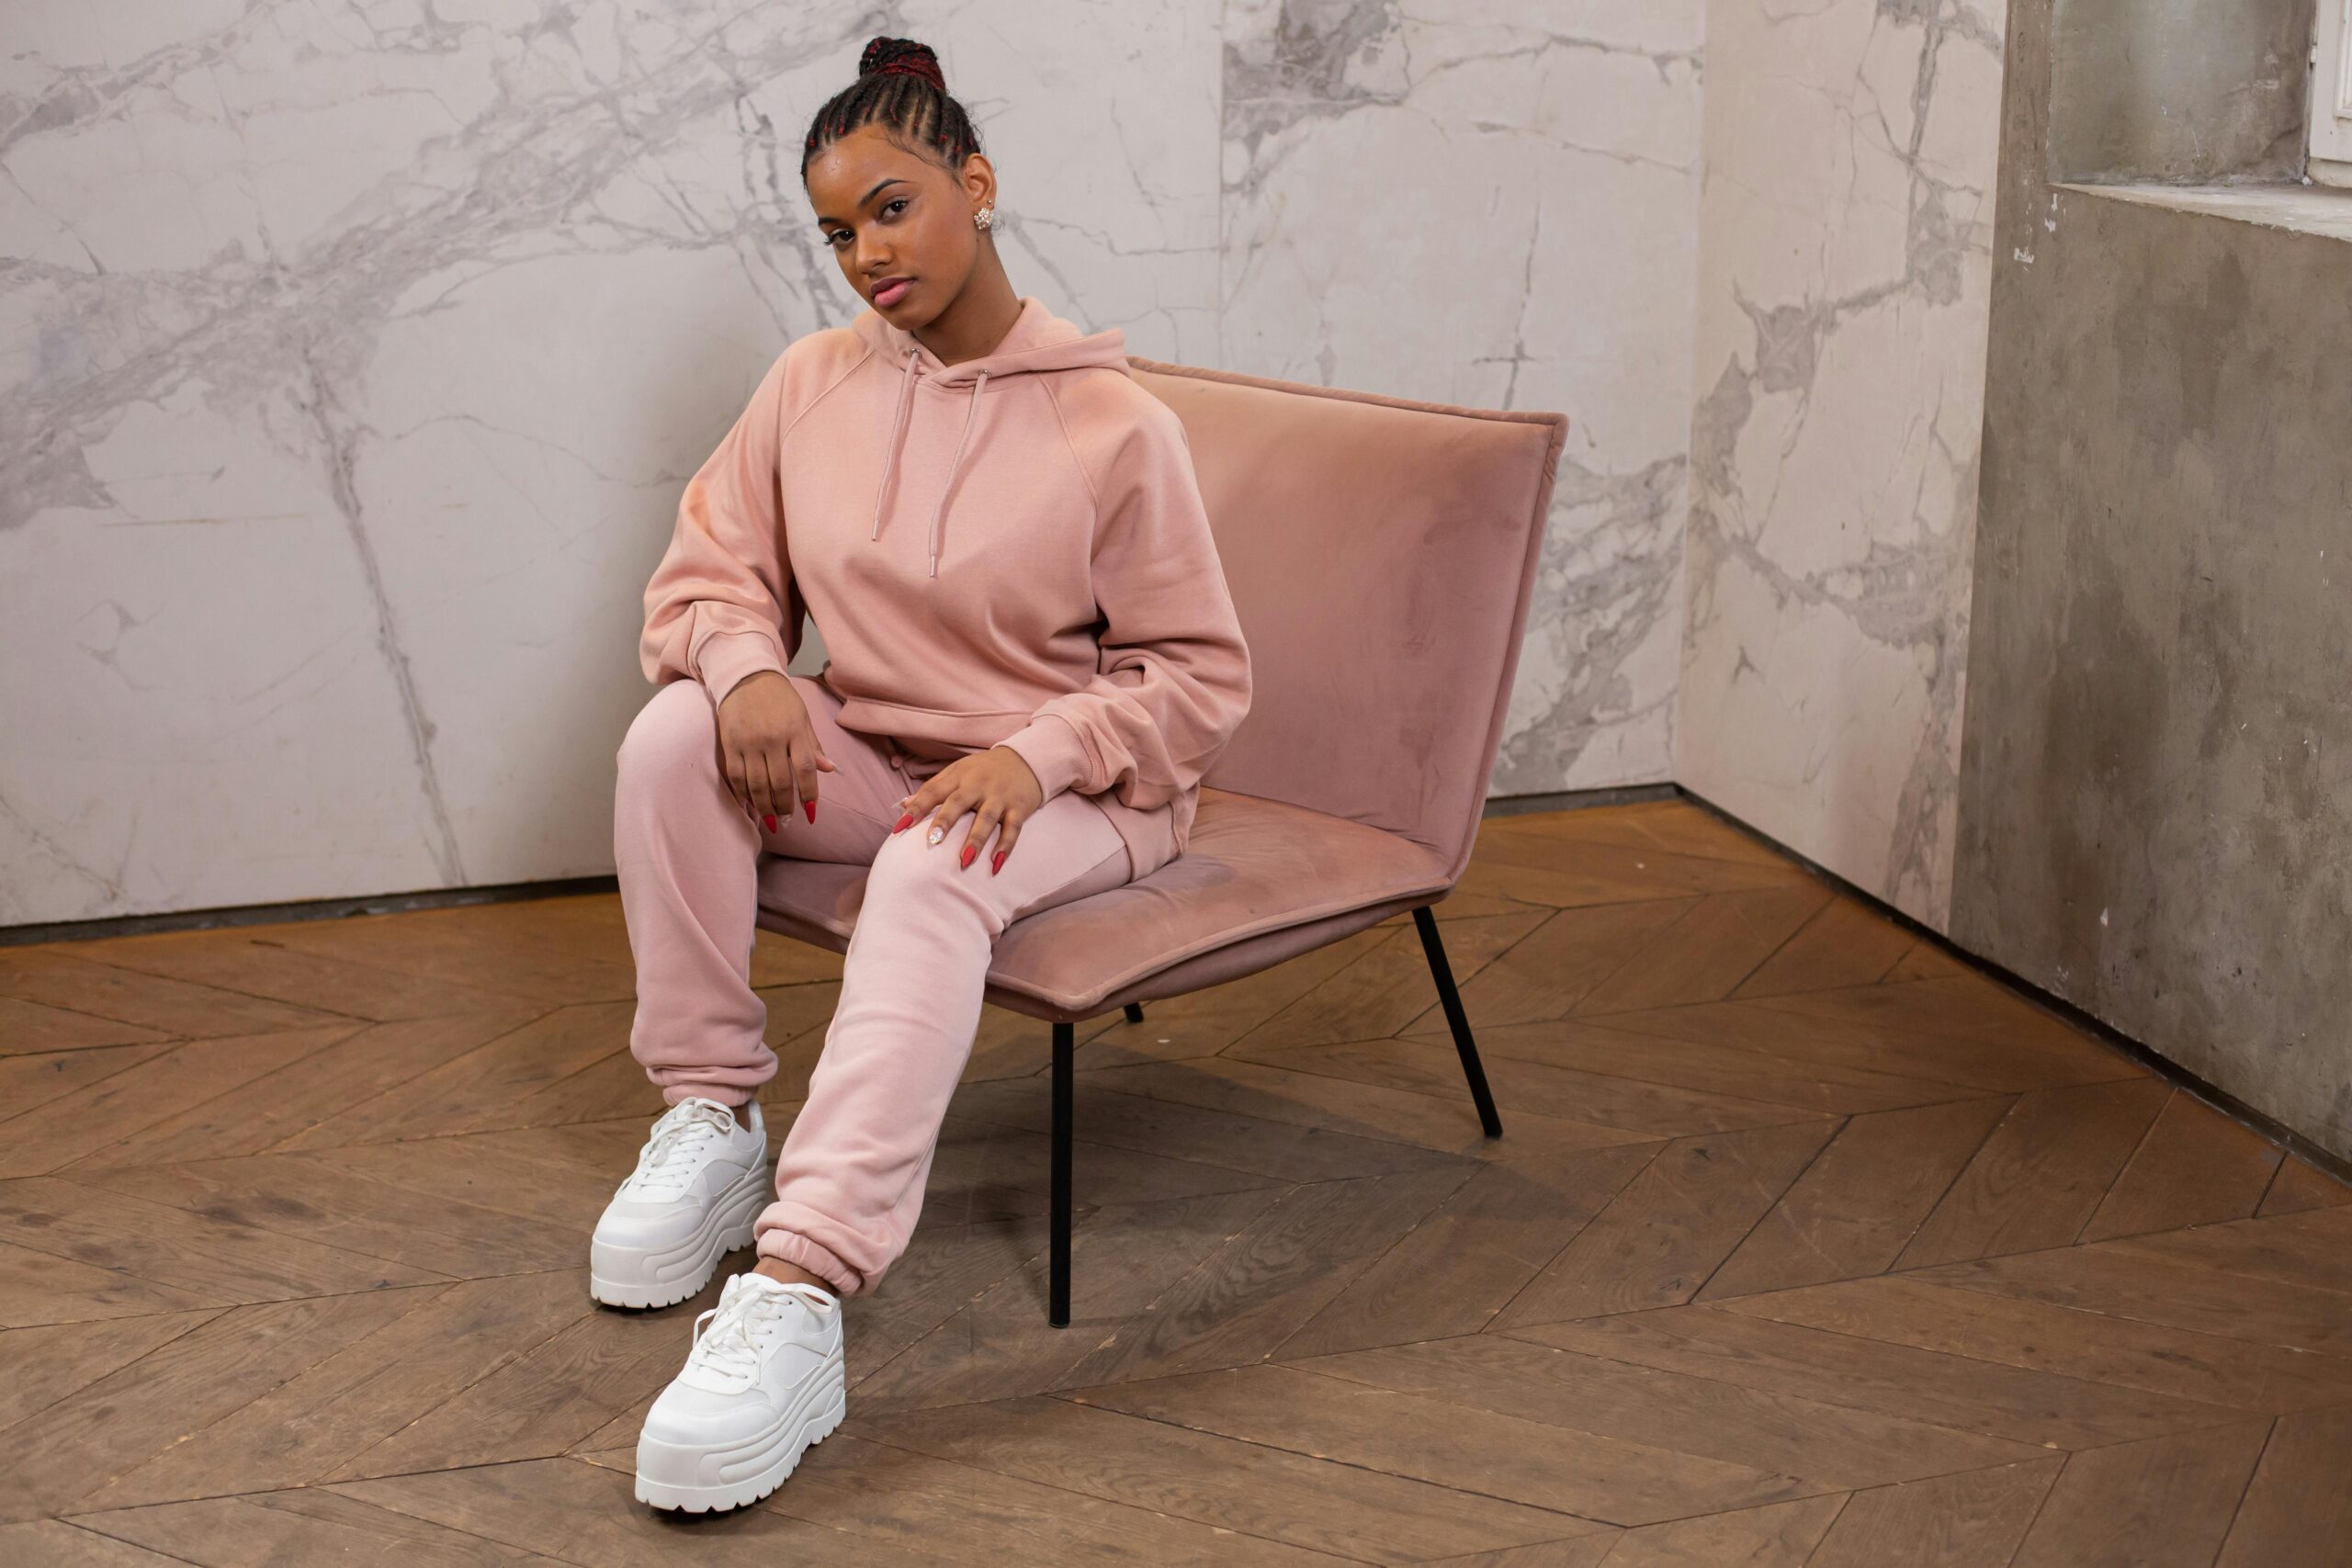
[755,355,1570,1325]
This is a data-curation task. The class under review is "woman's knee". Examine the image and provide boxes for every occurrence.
[861,810,1003,908]
[862,795,1121,910]
[616,679,722,794]
[866,809,954,874]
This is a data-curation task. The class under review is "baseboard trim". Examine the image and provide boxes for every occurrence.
[1482,782,1680,818]
[0,874,620,949]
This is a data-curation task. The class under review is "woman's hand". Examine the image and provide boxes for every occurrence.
[892,747,1045,874]
[714,671,836,830]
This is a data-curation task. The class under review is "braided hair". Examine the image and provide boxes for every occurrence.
[802,37,982,175]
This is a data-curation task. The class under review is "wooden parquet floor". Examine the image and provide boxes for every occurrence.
[3,800,2347,1565]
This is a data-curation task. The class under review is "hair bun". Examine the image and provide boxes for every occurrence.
[858,37,945,93]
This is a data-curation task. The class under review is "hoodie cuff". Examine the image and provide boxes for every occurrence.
[998,712,1091,803]
[695,629,787,707]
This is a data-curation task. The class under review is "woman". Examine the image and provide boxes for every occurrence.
[602,36,1252,1512]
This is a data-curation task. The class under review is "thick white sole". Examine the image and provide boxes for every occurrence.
[589,1161,768,1310]
[634,1363,847,1513]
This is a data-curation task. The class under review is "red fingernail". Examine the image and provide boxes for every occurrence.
[960,844,976,868]
[763,814,777,832]
[893,813,913,833]
[991,850,1006,874]
[805,800,817,823]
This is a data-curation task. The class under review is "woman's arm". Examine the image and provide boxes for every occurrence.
[998,402,1252,811]
[639,346,804,703]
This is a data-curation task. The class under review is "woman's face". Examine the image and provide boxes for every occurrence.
[806,124,989,329]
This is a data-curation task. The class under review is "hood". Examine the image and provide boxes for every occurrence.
[848,295,1128,577]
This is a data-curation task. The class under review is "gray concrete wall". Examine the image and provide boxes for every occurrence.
[2048,0,2308,181]
[1957,0,2352,1159]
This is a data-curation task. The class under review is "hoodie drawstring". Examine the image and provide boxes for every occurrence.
[870,350,989,580]
[868,347,922,544]
[926,368,986,579]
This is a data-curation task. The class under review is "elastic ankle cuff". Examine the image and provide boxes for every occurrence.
[660,1084,763,1111]
[753,1226,861,1298]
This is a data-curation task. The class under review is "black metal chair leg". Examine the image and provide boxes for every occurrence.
[1123,1001,1145,1023]
[1049,1020,1075,1326]
[1414,905,1502,1136]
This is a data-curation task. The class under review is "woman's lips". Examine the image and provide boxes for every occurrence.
[875,278,912,307]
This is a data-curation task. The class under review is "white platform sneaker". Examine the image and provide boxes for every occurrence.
[590,1096,770,1309]
[634,1270,847,1512]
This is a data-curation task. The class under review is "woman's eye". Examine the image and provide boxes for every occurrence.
[883,198,908,218]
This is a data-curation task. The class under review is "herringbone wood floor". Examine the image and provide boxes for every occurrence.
[3,801,2347,1565]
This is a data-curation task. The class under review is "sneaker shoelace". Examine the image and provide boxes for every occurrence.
[684,1279,839,1388]
[623,1098,743,1198]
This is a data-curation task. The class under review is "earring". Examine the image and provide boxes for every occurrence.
[974,203,995,231]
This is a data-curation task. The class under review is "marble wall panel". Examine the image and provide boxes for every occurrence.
[0,1,1221,922]
[1220,0,1705,792]
[5,0,1706,923]
[1674,0,2005,930]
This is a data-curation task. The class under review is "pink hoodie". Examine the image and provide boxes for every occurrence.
[639,295,1253,881]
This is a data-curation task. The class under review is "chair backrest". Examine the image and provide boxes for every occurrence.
[1126,356,1568,886]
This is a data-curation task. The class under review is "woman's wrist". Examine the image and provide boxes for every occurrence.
[697,630,788,707]
[996,715,1088,801]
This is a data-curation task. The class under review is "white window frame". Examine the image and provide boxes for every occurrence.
[2312,0,2352,186]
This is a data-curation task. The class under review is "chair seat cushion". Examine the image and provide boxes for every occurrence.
[754,785,1453,1016]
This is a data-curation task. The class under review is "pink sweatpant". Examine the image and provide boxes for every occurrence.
[612,674,1134,1298]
